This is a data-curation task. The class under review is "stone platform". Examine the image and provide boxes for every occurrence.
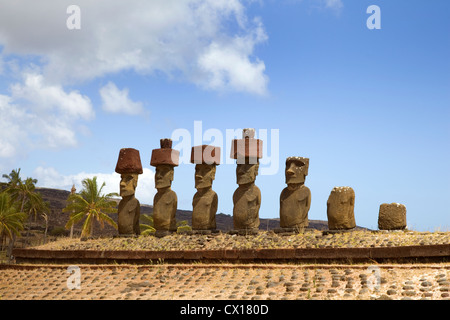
[12,244,450,265]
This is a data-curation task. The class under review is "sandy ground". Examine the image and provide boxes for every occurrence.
[1,263,449,301]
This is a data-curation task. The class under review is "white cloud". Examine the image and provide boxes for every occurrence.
[0,0,268,95]
[324,0,343,11]
[0,95,28,158]
[0,73,94,158]
[100,82,145,115]
[33,166,156,204]
[286,0,343,13]
[11,73,94,121]
[196,18,268,95]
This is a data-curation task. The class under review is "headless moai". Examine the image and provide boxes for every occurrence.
[150,138,179,236]
[191,145,220,233]
[378,203,407,230]
[231,128,262,234]
[115,148,143,236]
[327,186,356,230]
[279,157,311,232]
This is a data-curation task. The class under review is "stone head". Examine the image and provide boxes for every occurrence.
[115,148,142,197]
[195,164,216,189]
[119,173,138,197]
[151,138,179,190]
[285,157,309,185]
[236,159,259,185]
[155,164,174,189]
[328,186,355,206]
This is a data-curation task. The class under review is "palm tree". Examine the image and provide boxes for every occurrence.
[0,192,26,239]
[2,170,47,255]
[5,174,49,245]
[24,191,50,244]
[63,177,118,238]
[25,191,49,222]
[14,177,38,212]
[2,168,22,190]
[0,192,27,260]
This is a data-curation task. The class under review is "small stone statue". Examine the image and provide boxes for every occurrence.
[279,157,311,232]
[191,145,220,233]
[115,148,143,236]
[231,128,263,234]
[150,138,179,237]
[327,186,356,230]
[378,203,407,230]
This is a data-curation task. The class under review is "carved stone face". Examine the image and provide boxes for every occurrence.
[195,164,216,189]
[120,174,138,197]
[236,163,259,185]
[155,164,174,189]
[285,159,308,185]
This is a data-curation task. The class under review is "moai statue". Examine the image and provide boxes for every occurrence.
[191,145,220,233]
[231,128,263,234]
[150,138,179,237]
[378,203,407,230]
[115,148,143,236]
[278,157,311,233]
[327,186,356,230]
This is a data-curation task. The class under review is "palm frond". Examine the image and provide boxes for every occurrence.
[62,176,118,237]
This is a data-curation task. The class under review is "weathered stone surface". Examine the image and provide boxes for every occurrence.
[115,148,143,174]
[117,174,141,235]
[280,157,311,229]
[115,148,143,236]
[378,203,407,230]
[230,128,263,164]
[191,145,221,165]
[151,139,179,234]
[192,187,218,230]
[152,186,177,232]
[150,139,180,167]
[232,129,262,232]
[233,182,261,231]
[327,186,356,230]
[191,146,220,231]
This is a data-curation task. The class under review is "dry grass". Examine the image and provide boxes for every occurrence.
[31,229,450,252]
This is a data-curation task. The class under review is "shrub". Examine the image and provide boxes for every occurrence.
[49,226,68,237]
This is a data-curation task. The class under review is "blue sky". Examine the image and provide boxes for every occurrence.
[0,0,449,231]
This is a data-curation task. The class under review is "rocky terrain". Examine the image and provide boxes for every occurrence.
[34,229,450,252]
[1,263,449,301]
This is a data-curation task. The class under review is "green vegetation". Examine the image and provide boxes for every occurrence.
[0,192,26,245]
[176,220,192,233]
[63,176,118,239]
[140,214,156,235]
[49,226,68,237]
[1,168,49,262]
[139,214,192,235]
